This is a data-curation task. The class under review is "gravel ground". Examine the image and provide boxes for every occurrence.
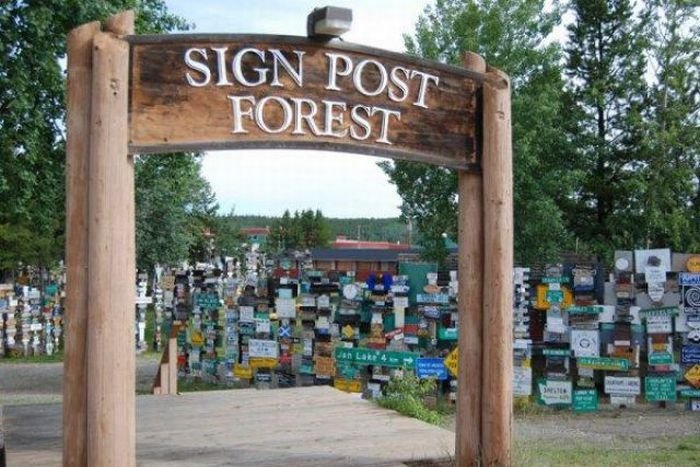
[445,405,700,447]
[0,356,160,406]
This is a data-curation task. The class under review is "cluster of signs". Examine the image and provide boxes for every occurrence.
[153,251,463,396]
[528,250,700,411]
[0,278,64,358]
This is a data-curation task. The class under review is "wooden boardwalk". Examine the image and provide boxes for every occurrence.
[3,386,455,466]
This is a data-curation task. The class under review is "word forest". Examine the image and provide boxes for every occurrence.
[183,46,440,144]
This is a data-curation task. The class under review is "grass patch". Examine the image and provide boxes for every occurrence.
[375,371,444,425]
[514,435,700,466]
[0,351,64,363]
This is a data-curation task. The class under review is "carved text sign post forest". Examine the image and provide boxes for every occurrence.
[64,10,513,467]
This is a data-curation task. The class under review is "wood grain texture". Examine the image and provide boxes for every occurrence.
[86,30,135,467]
[481,66,514,467]
[128,35,482,170]
[64,20,100,467]
[456,51,486,467]
[6,387,455,466]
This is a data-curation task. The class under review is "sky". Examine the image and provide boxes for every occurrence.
[163,0,434,218]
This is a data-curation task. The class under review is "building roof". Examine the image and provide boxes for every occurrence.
[331,238,413,250]
[242,227,270,235]
[311,248,423,262]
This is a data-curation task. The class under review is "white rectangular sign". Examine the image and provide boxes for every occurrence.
[275,298,296,319]
[604,376,641,395]
[571,330,600,357]
[513,366,532,396]
[538,380,572,405]
[646,314,672,334]
[239,306,255,323]
[248,339,278,358]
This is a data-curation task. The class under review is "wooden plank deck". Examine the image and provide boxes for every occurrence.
[3,386,455,466]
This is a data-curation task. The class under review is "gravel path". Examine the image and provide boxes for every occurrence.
[0,356,160,406]
[445,405,700,447]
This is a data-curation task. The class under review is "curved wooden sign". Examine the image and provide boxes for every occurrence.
[128,34,483,170]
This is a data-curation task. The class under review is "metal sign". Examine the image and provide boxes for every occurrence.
[571,330,599,358]
[573,389,598,412]
[248,339,279,358]
[577,356,629,371]
[416,357,448,380]
[604,376,641,396]
[681,345,700,364]
[537,379,572,406]
[644,376,677,402]
[444,347,459,378]
[334,347,417,368]
[684,364,700,388]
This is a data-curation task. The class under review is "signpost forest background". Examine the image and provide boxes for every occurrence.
[1,0,698,271]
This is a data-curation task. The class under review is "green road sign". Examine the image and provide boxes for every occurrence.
[645,376,677,402]
[335,347,418,369]
[577,356,629,371]
[573,389,598,412]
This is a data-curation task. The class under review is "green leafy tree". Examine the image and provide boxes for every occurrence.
[135,154,218,271]
[0,0,190,274]
[380,0,575,264]
[563,0,649,258]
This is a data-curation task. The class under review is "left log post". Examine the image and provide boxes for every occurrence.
[64,19,100,467]
[86,10,136,467]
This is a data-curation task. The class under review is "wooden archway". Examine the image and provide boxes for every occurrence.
[64,11,512,467]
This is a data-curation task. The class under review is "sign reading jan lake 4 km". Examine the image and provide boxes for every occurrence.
[128,35,480,169]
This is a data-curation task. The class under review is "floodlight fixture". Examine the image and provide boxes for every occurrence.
[307,6,353,40]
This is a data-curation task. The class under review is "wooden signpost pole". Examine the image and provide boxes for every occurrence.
[456,52,486,466]
[86,11,135,467]
[481,67,514,466]
[64,20,100,467]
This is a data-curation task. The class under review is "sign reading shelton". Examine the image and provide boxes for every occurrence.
[128,35,480,169]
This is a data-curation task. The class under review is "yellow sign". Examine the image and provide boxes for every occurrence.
[249,357,278,368]
[534,284,574,310]
[189,330,204,346]
[685,364,700,388]
[444,347,459,378]
[342,325,355,339]
[687,256,700,273]
[233,364,252,379]
[334,378,362,393]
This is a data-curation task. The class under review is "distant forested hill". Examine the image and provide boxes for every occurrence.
[233,215,416,244]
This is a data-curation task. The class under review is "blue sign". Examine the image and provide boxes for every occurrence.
[681,345,700,364]
[679,273,700,286]
[416,358,448,380]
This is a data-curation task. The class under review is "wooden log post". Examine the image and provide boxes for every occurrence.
[86,11,135,467]
[456,52,486,466]
[64,20,100,467]
[481,67,514,466]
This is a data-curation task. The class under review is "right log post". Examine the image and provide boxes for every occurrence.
[456,53,513,466]
[481,66,514,466]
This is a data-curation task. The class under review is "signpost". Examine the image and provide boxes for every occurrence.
[64,9,513,466]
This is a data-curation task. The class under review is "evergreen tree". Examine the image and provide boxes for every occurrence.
[563,0,649,258]
[634,0,699,251]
